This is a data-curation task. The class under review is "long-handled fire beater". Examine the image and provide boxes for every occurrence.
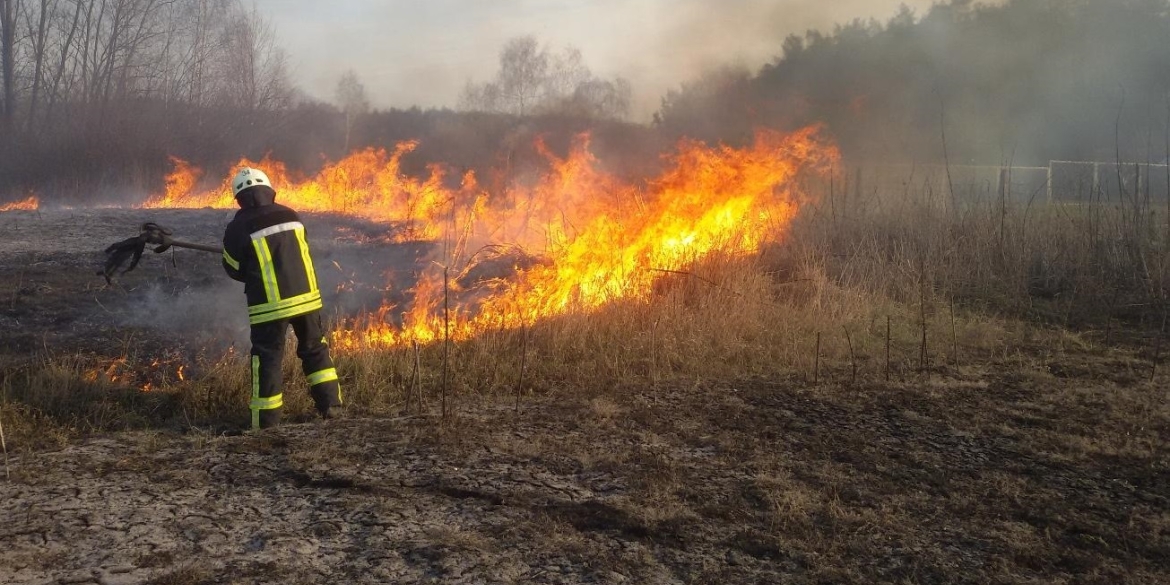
[99,222,221,284]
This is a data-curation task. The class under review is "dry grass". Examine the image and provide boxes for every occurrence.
[1,179,1167,449]
[142,565,211,585]
[2,178,1167,584]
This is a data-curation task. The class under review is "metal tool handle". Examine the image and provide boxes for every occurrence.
[168,240,222,254]
[140,223,221,254]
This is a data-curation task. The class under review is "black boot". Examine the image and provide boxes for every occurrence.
[310,385,337,420]
[258,408,281,429]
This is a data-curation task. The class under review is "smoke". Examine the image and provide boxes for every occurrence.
[616,0,949,117]
[646,0,1170,170]
[117,210,250,355]
[124,278,250,355]
[257,0,941,120]
[116,211,442,351]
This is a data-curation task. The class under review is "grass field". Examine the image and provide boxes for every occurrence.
[0,177,1167,583]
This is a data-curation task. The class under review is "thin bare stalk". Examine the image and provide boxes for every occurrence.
[950,297,958,367]
[829,163,837,230]
[515,322,527,415]
[442,265,450,422]
[885,315,891,382]
[813,332,821,385]
[939,92,957,211]
[998,166,1007,250]
[1116,88,1132,227]
[843,326,856,385]
[852,166,863,224]
[919,277,929,372]
[650,317,659,388]
[1153,311,1167,382]
[413,340,423,410]
[0,412,9,480]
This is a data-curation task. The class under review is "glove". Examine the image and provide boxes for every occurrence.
[140,222,175,253]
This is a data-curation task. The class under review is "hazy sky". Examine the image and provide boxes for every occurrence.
[257,0,940,120]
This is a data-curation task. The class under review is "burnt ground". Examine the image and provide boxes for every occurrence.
[0,208,429,369]
[0,209,1168,584]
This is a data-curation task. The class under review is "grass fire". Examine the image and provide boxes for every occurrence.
[0,196,38,212]
[142,127,835,348]
[0,1,1168,584]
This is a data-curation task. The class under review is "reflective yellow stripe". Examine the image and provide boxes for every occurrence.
[294,227,319,293]
[251,356,260,430]
[306,368,338,386]
[248,290,322,316]
[223,249,240,270]
[250,221,303,240]
[251,355,282,430]
[248,293,322,325]
[250,394,283,410]
[252,238,281,302]
[249,299,323,324]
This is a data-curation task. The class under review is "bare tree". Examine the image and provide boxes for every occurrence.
[544,46,589,100]
[150,0,235,108]
[182,0,220,106]
[335,68,368,152]
[497,35,546,116]
[67,0,168,113]
[42,0,82,127]
[220,0,290,111]
[571,77,631,119]
[459,35,630,120]
[0,0,18,137]
[1,0,307,199]
[457,78,499,112]
[20,0,53,133]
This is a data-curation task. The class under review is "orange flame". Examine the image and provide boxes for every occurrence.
[142,144,462,240]
[83,357,129,383]
[145,127,838,348]
[81,355,191,392]
[0,195,39,212]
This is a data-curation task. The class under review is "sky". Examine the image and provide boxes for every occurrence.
[256,0,942,121]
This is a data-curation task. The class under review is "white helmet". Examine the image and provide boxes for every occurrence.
[232,167,271,197]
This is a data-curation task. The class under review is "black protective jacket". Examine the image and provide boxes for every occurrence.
[222,186,323,325]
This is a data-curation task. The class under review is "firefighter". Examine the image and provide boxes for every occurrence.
[221,167,341,429]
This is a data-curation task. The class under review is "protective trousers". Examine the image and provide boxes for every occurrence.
[249,310,341,429]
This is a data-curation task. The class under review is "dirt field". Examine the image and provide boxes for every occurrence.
[0,209,1167,584]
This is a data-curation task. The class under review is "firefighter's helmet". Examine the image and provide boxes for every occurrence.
[232,167,271,197]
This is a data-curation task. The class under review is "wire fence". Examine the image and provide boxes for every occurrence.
[843,161,1170,206]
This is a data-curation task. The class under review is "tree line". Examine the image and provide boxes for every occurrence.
[0,0,295,200]
[654,0,1170,165]
[0,4,641,203]
[17,0,1167,202]
[0,0,291,136]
